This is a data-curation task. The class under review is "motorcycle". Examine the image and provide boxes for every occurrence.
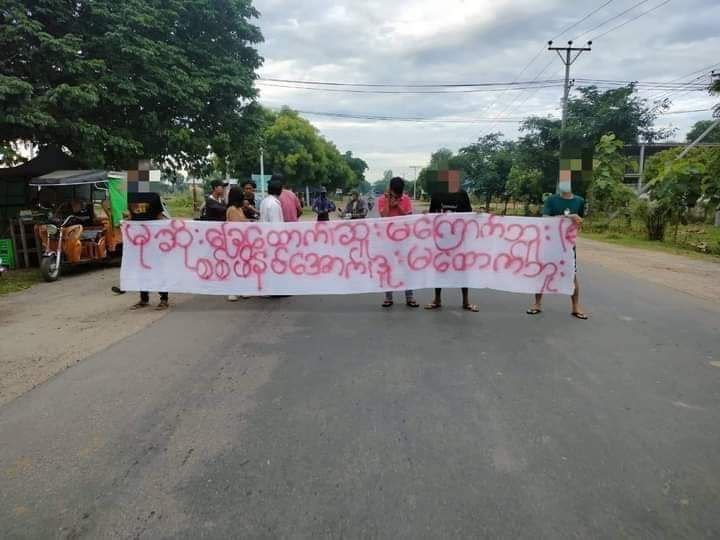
[39,215,75,282]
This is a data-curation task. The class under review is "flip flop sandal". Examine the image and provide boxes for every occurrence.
[406,300,420,308]
[463,304,480,312]
[424,303,442,310]
[526,308,542,315]
[130,302,149,310]
[382,300,394,308]
[572,312,589,320]
[111,286,126,295]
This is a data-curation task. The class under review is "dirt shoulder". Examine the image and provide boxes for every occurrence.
[0,267,186,406]
[577,237,720,303]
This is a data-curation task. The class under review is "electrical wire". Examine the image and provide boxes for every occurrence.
[572,0,653,41]
[588,0,671,41]
[257,82,565,95]
[258,78,565,88]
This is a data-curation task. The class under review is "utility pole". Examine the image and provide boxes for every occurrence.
[548,40,592,158]
[409,166,422,200]
[259,147,265,193]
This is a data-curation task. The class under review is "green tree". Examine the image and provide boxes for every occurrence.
[566,85,673,144]
[640,147,709,240]
[0,0,262,169]
[458,133,514,208]
[515,117,562,196]
[343,151,369,188]
[263,108,354,190]
[686,120,720,144]
[588,133,636,220]
[506,166,542,215]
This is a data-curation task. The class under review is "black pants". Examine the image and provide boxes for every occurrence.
[141,291,168,303]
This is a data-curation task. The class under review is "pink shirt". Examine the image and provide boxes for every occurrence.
[279,189,302,222]
[377,193,413,217]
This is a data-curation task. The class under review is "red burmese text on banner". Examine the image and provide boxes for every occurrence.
[120,214,578,296]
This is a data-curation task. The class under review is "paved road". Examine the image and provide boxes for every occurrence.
[1,262,719,539]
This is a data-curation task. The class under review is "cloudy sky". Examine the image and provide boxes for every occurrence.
[253,0,719,181]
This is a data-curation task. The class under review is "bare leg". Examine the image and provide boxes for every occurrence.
[461,288,479,312]
[528,293,543,313]
[425,288,442,309]
[571,276,587,318]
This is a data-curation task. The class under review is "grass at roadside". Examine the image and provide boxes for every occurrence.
[0,269,42,295]
[582,227,720,262]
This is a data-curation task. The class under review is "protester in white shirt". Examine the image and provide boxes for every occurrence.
[259,176,284,223]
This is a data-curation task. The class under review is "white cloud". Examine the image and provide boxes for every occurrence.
[254,0,720,180]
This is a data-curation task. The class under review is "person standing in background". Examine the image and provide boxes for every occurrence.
[278,176,303,222]
[340,190,368,219]
[377,177,419,308]
[200,180,228,221]
[312,187,336,221]
[241,180,260,221]
[260,177,284,223]
[226,186,247,302]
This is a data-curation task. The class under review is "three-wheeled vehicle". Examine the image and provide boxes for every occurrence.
[31,170,125,281]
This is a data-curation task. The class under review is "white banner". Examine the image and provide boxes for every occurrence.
[120,214,578,296]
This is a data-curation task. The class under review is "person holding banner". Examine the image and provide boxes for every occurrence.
[127,192,170,310]
[425,190,479,313]
[526,182,588,320]
[379,177,419,308]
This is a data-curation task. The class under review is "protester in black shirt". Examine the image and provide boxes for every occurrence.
[127,192,170,310]
[425,191,479,313]
[200,180,228,221]
[241,180,260,220]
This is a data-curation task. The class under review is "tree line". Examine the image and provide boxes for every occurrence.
[0,1,368,192]
[413,83,720,241]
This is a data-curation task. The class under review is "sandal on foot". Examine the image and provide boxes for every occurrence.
[130,302,149,310]
[382,300,394,308]
[424,302,442,310]
[406,300,420,308]
[156,300,169,311]
[572,312,588,320]
[526,308,542,315]
[463,304,480,312]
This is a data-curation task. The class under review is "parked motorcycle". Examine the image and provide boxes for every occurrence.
[39,215,75,282]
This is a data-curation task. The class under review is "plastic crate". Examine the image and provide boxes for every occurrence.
[0,238,16,269]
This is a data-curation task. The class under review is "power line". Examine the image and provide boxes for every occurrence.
[258,77,707,91]
[572,0,653,41]
[589,0,671,41]
[487,0,617,129]
[269,106,713,126]
[257,82,565,95]
[258,77,565,88]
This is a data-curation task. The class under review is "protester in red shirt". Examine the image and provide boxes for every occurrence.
[378,177,419,309]
[277,175,302,222]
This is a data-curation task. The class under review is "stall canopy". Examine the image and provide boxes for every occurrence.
[29,170,108,186]
[0,148,79,222]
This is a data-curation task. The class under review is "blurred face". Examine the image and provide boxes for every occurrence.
[352,193,358,201]
[212,185,224,197]
[243,184,255,198]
